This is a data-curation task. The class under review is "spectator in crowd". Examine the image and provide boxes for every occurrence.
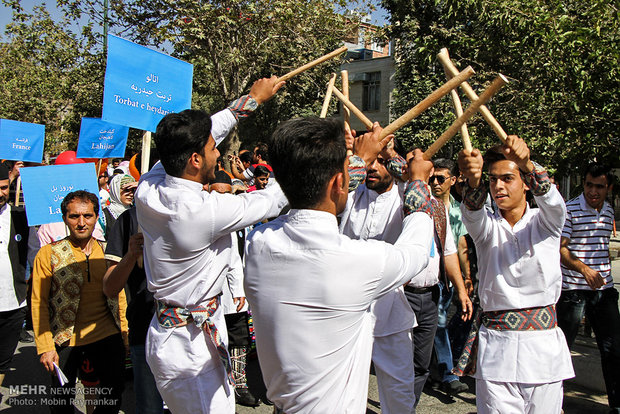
[103,203,164,414]
[31,190,128,413]
[557,163,619,413]
[102,174,137,235]
[0,164,31,392]
[247,165,270,192]
[428,158,471,395]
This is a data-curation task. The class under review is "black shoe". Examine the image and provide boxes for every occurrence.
[235,388,260,407]
[441,379,469,395]
[262,395,274,406]
[19,328,34,343]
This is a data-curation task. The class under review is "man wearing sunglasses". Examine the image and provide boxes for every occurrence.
[428,159,472,396]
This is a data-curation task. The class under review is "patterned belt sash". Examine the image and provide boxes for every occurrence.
[453,304,557,377]
[156,297,235,386]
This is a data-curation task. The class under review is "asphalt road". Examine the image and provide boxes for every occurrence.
[2,241,618,414]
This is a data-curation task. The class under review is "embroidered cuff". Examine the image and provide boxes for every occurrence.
[403,180,434,218]
[227,94,258,120]
[348,155,366,192]
[522,161,551,196]
[462,181,488,211]
[386,154,407,181]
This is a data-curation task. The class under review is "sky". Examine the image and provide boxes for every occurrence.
[0,1,390,40]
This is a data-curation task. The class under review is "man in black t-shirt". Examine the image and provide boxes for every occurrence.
[103,207,164,414]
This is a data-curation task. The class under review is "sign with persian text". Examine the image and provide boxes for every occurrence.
[0,119,45,163]
[20,164,100,226]
[102,35,193,132]
[76,117,129,158]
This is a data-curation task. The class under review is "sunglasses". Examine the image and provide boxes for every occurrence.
[429,175,448,184]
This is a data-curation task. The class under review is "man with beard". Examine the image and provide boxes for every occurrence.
[0,164,30,395]
[134,77,287,413]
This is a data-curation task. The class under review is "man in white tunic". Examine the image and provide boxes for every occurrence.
[339,148,418,414]
[245,118,435,414]
[456,135,574,413]
[134,77,287,414]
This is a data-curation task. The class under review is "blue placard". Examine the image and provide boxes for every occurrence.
[0,119,45,162]
[102,35,193,132]
[20,164,101,226]
[76,117,129,158]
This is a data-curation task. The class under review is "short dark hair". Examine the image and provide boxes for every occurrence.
[61,190,99,217]
[483,145,507,169]
[269,117,347,209]
[254,165,270,178]
[255,142,269,162]
[584,163,614,186]
[432,158,457,176]
[239,151,253,164]
[153,109,212,177]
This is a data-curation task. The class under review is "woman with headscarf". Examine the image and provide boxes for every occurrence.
[102,174,136,236]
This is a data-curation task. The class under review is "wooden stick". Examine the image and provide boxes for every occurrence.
[96,159,103,178]
[379,66,475,139]
[437,48,508,142]
[141,131,151,175]
[14,176,21,207]
[319,73,337,118]
[440,50,472,151]
[424,74,508,160]
[277,46,348,83]
[331,86,374,130]
[342,70,353,156]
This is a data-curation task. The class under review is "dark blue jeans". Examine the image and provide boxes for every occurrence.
[433,282,458,383]
[557,288,620,411]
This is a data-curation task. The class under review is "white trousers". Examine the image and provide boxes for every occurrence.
[146,308,235,414]
[476,379,563,414]
[372,329,416,414]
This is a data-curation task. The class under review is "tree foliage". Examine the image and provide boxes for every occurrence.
[383,0,619,175]
[110,0,365,153]
[0,0,105,156]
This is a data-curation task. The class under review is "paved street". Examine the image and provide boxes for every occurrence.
[2,238,618,413]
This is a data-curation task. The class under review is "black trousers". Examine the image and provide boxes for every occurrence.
[557,288,620,411]
[50,333,125,414]
[0,306,26,374]
[404,285,440,406]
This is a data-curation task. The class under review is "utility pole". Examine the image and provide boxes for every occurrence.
[103,0,109,53]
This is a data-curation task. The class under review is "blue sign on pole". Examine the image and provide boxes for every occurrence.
[76,118,129,159]
[0,119,45,163]
[102,35,193,132]
[20,164,100,226]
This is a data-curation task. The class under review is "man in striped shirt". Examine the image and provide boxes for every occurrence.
[557,162,619,413]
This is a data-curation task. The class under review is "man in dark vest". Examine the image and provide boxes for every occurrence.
[0,163,30,393]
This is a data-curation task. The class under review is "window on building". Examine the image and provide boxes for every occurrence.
[363,72,381,111]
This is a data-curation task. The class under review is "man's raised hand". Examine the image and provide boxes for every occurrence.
[457,148,484,188]
[353,122,394,166]
[407,149,433,183]
[502,135,533,173]
[249,76,286,105]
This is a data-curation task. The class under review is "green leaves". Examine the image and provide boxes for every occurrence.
[384,0,619,174]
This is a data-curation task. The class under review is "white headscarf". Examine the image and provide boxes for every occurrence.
[107,174,135,219]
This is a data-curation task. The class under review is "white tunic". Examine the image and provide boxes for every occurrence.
[461,186,574,383]
[134,108,288,384]
[339,183,415,337]
[245,208,433,413]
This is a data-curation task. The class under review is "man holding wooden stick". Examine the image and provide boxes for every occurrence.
[134,77,287,414]
[456,136,574,413]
